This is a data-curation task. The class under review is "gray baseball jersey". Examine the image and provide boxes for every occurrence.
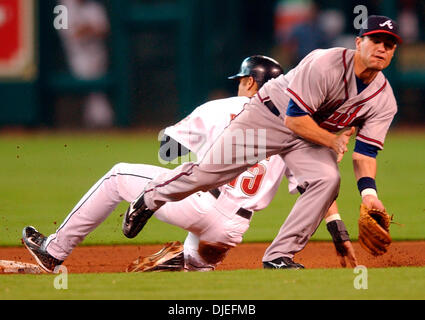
[260,47,397,149]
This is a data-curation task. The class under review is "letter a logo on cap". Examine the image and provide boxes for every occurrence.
[379,20,393,29]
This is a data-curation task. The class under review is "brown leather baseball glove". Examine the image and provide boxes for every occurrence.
[126,241,184,272]
[358,204,392,256]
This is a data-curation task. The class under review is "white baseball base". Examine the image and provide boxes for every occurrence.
[0,260,43,274]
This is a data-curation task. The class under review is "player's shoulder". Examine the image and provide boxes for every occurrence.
[299,47,349,78]
[381,79,398,112]
[305,47,348,65]
[309,47,347,58]
[220,96,251,104]
[197,96,249,113]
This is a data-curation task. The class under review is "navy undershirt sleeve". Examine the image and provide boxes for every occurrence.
[286,99,309,117]
[354,140,379,158]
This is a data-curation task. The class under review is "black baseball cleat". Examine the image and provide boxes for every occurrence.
[22,226,63,273]
[263,257,305,270]
[122,193,155,238]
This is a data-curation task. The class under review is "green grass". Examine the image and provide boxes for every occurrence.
[1,130,424,246]
[0,267,424,300]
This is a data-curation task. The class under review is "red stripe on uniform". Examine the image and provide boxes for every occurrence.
[257,91,270,103]
[286,88,314,114]
[319,122,340,132]
[356,81,387,106]
[357,134,384,147]
[342,49,349,100]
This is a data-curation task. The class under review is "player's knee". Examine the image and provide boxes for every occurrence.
[320,169,341,191]
[198,241,232,265]
[195,174,223,192]
[110,162,127,175]
[183,238,222,271]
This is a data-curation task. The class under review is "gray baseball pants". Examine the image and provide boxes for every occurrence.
[143,95,340,261]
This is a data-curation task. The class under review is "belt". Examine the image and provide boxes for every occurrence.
[264,100,281,117]
[209,188,253,220]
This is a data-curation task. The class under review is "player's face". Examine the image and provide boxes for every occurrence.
[356,34,397,71]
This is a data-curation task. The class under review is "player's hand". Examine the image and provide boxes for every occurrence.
[334,240,358,268]
[362,194,385,211]
[333,127,355,162]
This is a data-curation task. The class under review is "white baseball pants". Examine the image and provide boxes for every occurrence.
[45,163,251,269]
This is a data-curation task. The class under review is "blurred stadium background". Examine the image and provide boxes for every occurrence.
[0,0,424,130]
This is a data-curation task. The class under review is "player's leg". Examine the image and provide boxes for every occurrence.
[23,163,170,270]
[183,232,216,271]
[183,193,252,271]
[124,98,291,238]
[154,189,218,231]
[193,214,250,270]
[262,146,340,268]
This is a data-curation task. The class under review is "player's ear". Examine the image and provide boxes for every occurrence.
[248,76,256,90]
[355,36,363,50]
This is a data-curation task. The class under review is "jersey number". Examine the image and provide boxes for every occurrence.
[227,114,267,196]
[227,163,266,196]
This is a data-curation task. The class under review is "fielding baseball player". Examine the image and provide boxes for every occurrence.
[22,55,356,273]
[122,15,401,269]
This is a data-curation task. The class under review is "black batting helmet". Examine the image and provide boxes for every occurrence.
[228,55,284,87]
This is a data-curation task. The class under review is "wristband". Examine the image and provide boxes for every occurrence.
[326,220,350,243]
[357,177,377,195]
[325,213,341,224]
[361,188,378,198]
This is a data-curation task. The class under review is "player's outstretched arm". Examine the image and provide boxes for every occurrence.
[324,201,358,268]
[353,152,393,256]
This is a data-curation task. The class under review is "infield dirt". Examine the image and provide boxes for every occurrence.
[1,241,424,273]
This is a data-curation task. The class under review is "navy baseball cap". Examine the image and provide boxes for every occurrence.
[358,15,402,44]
